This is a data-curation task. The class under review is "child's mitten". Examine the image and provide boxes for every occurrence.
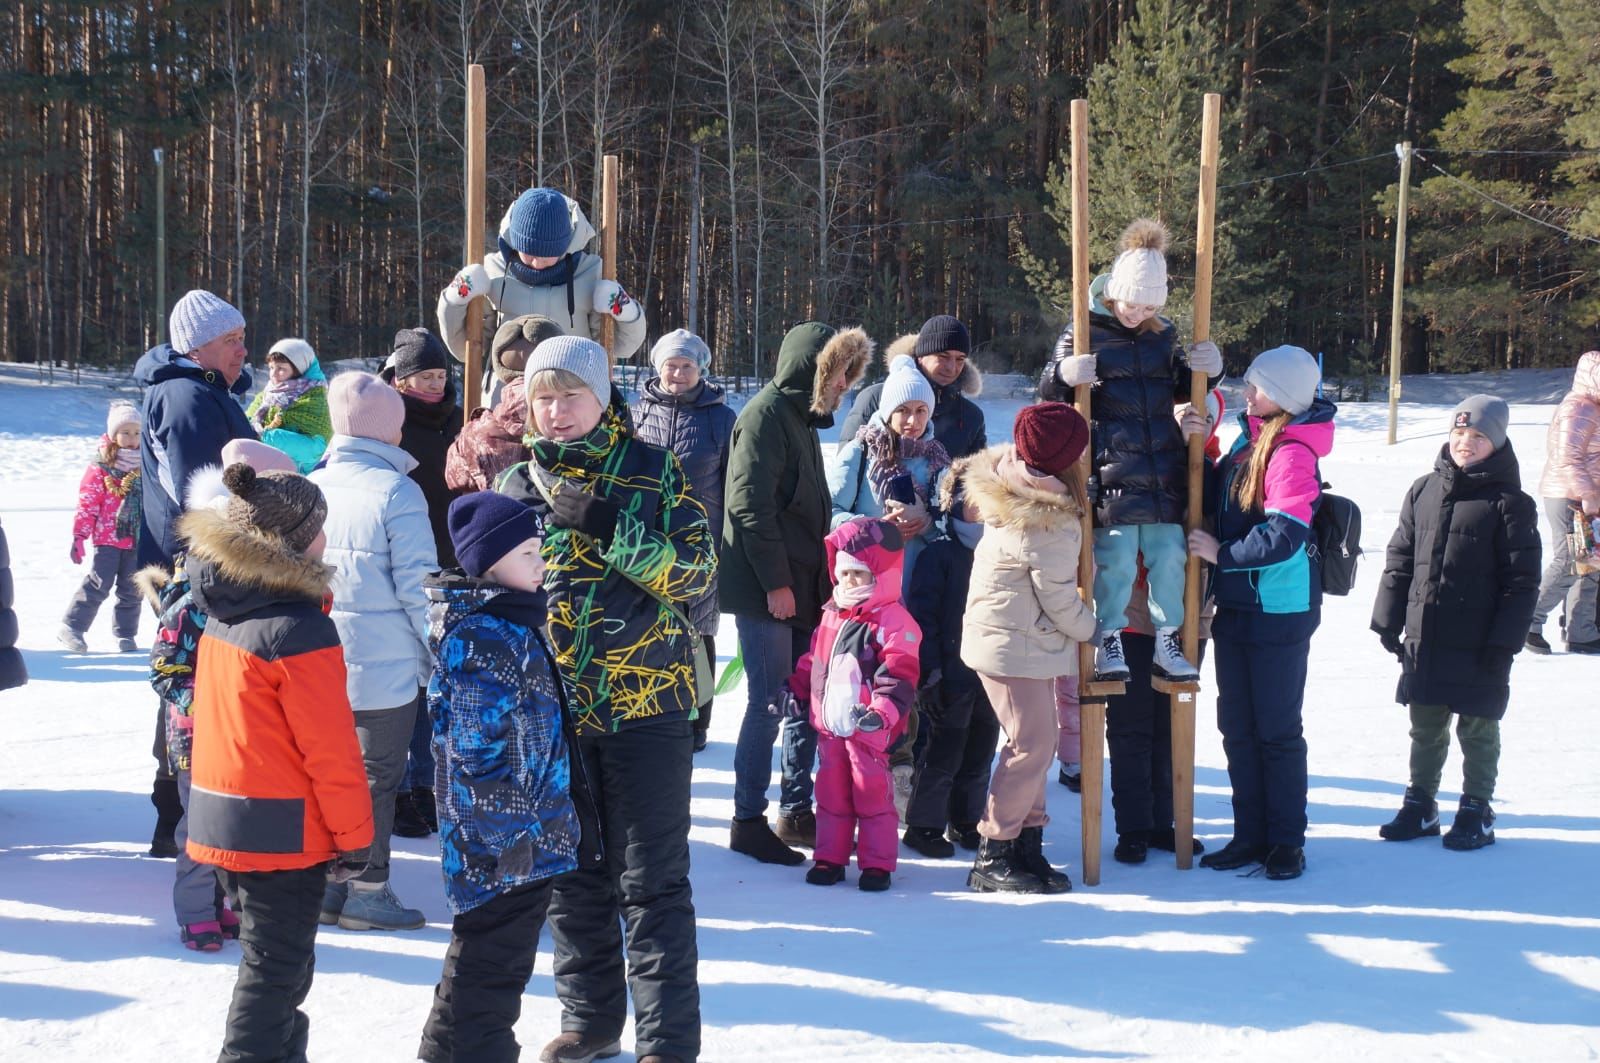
[70,538,85,565]
[592,280,642,323]
[851,704,887,733]
[1185,339,1223,375]
[442,262,490,306]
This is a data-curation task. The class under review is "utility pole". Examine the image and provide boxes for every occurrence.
[155,147,166,344]
[1387,141,1412,446]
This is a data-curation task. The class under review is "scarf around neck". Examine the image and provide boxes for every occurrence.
[501,243,577,289]
[252,377,322,429]
[856,422,951,509]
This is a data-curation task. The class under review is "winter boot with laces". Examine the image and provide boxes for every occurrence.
[891,764,915,822]
[1152,627,1199,681]
[1016,826,1072,893]
[117,637,140,653]
[320,881,348,925]
[1443,795,1496,851]
[1263,845,1306,880]
[967,837,1045,894]
[57,625,88,653]
[1094,631,1130,682]
[1114,830,1150,864]
[1379,786,1441,841]
[337,882,426,931]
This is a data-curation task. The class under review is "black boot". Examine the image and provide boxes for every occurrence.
[1263,845,1306,880]
[1198,837,1269,871]
[1379,786,1441,841]
[148,778,182,859]
[1015,826,1072,892]
[1442,795,1496,851]
[413,786,438,832]
[967,837,1045,894]
[945,822,981,851]
[730,816,805,866]
[1146,827,1205,857]
[392,789,431,838]
[902,825,956,859]
[1114,831,1149,864]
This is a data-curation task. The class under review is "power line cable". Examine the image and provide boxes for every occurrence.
[1414,151,1600,246]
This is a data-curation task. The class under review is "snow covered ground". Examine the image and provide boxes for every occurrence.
[2,361,1598,1062]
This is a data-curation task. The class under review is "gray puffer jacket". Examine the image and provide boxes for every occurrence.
[631,378,736,633]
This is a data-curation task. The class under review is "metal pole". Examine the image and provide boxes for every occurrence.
[155,147,166,345]
[1387,142,1411,446]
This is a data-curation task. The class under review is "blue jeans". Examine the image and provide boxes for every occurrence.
[402,686,434,790]
[731,614,817,820]
[1093,522,1188,631]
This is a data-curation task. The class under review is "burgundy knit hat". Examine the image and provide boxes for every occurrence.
[1013,402,1089,479]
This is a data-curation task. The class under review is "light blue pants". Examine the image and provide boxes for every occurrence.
[1093,523,1187,632]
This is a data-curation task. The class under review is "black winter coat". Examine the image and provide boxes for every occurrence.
[0,516,25,690]
[397,385,464,568]
[905,532,983,699]
[631,379,737,634]
[1371,443,1542,719]
[1040,313,1196,527]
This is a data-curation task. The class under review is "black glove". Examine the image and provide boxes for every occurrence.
[851,705,886,733]
[767,687,804,719]
[916,682,947,726]
[329,847,370,884]
[1376,629,1404,660]
[496,838,534,878]
[546,483,621,541]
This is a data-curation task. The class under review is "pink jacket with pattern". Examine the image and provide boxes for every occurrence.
[72,440,139,550]
[1539,351,1600,502]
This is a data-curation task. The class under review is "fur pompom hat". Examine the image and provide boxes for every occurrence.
[1104,218,1169,308]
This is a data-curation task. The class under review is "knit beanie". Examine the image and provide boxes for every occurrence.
[834,550,871,580]
[505,188,575,258]
[267,338,316,376]
[221,438,298,475]
[1104,219,1169,308]
[491,315,566,383]
[1013,401,1089,479]
[221,464,327,553]
[382,327,451,383]
[1245,345,1321,417]
[876,355,936,422]
[106,400,141,436]
[329,371,405,445]
[448,491,545,579]
[169,289,246,355]
[913,315,971,358]
[524,336,611,409]
[650,328,712,373]
[1451,394,1510,451]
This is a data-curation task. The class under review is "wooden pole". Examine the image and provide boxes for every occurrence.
[1069,98,1116,888]
[154,147,166,345]
[1386,142,1412,446]
[600,154,620,369]
[462,64,487,423]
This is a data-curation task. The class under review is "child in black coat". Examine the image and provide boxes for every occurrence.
[1371,395,1542,850]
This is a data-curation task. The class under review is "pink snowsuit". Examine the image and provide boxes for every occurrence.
[791,518,922,873]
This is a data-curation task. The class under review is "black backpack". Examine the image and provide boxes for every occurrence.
[1276,440,1363,596]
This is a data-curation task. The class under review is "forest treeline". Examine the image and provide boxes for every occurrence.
[3,0,1597,382]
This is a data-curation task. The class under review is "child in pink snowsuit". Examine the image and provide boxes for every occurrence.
[787,516,921,892]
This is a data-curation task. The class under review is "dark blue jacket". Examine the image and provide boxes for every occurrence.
[905,524,984,699]
[135,344,256,569]
[425,571,602,914]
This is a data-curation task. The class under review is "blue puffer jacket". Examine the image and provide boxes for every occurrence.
[424,572,601,914]
[630,378,736,634]
[134,344,257,569]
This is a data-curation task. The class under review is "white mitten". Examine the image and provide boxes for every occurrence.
[592,280,643,324]
[1185,339,1222,375]
[442,262,490,306]
[1056,353,1098,388]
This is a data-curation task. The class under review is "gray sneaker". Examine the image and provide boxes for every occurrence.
[58,626,88,653]
[336,882,426,931]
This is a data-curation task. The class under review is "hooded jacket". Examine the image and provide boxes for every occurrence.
[961,444,1099,679]
[435,194,647,364]
[790,519,920,747]
[446,375,532,495]
[838,333,987,460]
[178,507,374,873]
[720,323,873,626]
[309,435,437,711]
[246,354,332,473]
[0,517,25,691]
[1538,351,1600,502]
[425,571,603,913]
[630,377,738,635]
[826,410,951,592]
[73,440,140,550]
[1371,443,1542,719]
[134,343,257,569]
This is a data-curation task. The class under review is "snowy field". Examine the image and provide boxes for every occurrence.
[2,361,1598,1062]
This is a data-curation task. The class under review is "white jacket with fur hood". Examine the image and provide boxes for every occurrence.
[959,444,1098,680]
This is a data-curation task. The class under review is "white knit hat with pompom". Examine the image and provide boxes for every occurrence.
[1104,218,1169,308]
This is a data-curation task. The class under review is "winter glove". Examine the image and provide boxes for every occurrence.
[851,704,887,733]
[1055,354,1098,388]
[496,838,535,879]
[441,262,490,306]
[592,280,643,324]
[328,847,371,884]
[1376,629,1404,661]
[1178,404,1209,443]
[768,687,805,720]
[70,538,85,565]
[1184,339,1223,375]
[916,681,947,726]
[545,482,622,541]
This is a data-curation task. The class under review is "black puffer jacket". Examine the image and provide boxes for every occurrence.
[1040,309,1196,527]
[1371,443,1542,719]
[396,384,464,568]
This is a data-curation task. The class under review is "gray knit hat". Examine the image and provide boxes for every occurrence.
[1451,394,1509,451]
[169,289,246,355]
[221,463,327,553]
[650,328,712,372]
[1245,345,1321,417]
[491,315,566,383]
[525,336,610,408]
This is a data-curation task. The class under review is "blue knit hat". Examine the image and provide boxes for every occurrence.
[169,289,246,355]
[525,335,611,409]
[505,188,575,258]
[876,354,936,425]
[449,492,545,579]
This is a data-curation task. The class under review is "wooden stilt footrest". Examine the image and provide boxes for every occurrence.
[1078,678,1127,699]
[1149,676,1200,696]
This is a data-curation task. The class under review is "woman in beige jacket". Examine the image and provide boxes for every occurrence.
[1529,350,1600,653]
[961,402,1098,895]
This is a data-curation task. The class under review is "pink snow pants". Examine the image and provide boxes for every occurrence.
[814,734,898,872]
[1055,676,1081,765]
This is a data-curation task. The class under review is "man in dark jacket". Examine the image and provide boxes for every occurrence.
[839,315,986,460]
[723,322,872,864]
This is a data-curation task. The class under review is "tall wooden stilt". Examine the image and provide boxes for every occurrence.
[461,64,487,424]
[600,154,620,368]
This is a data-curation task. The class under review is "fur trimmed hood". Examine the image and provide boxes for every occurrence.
[176,508,333,607]
[133,564,171,608]
[811,327,874,416]
[880,332,983,399]
[960,443,1080,532]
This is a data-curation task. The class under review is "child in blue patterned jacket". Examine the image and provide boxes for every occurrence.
[417,490,600,1063]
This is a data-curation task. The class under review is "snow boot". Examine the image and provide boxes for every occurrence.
[967,837,1045,894]
[1114,831,1149,864]
[692,728,708,753]
[337,882,426,931]
[1566,638,1600,655]
[117,637,140,653]
[805,860,846,886]
[946,822,981,851]
[539,1031,623,1063]
[774,809,816,849]
[413,786,439,833]
[148,778,182,858]
[1263,845,1305,880]
[1016,826,1072,893]
[319,881,348,926]
[57,625,88,653]
[858,868,892,892]
[891,764,915,822]
[1094,631,1130,682]
[181,921,226,952]
[1443,796,1496,851]
[1199,838,1269,871]
[391,789,431,838]
[1525,630,1552,655]
[1379,786,1441,841]
[902,825,956,859]
[1152,627,1199,681]
[730,816,805,866]
[217,902,241,940]
[1147,827,1205,857]
[1057,763,1082,792]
